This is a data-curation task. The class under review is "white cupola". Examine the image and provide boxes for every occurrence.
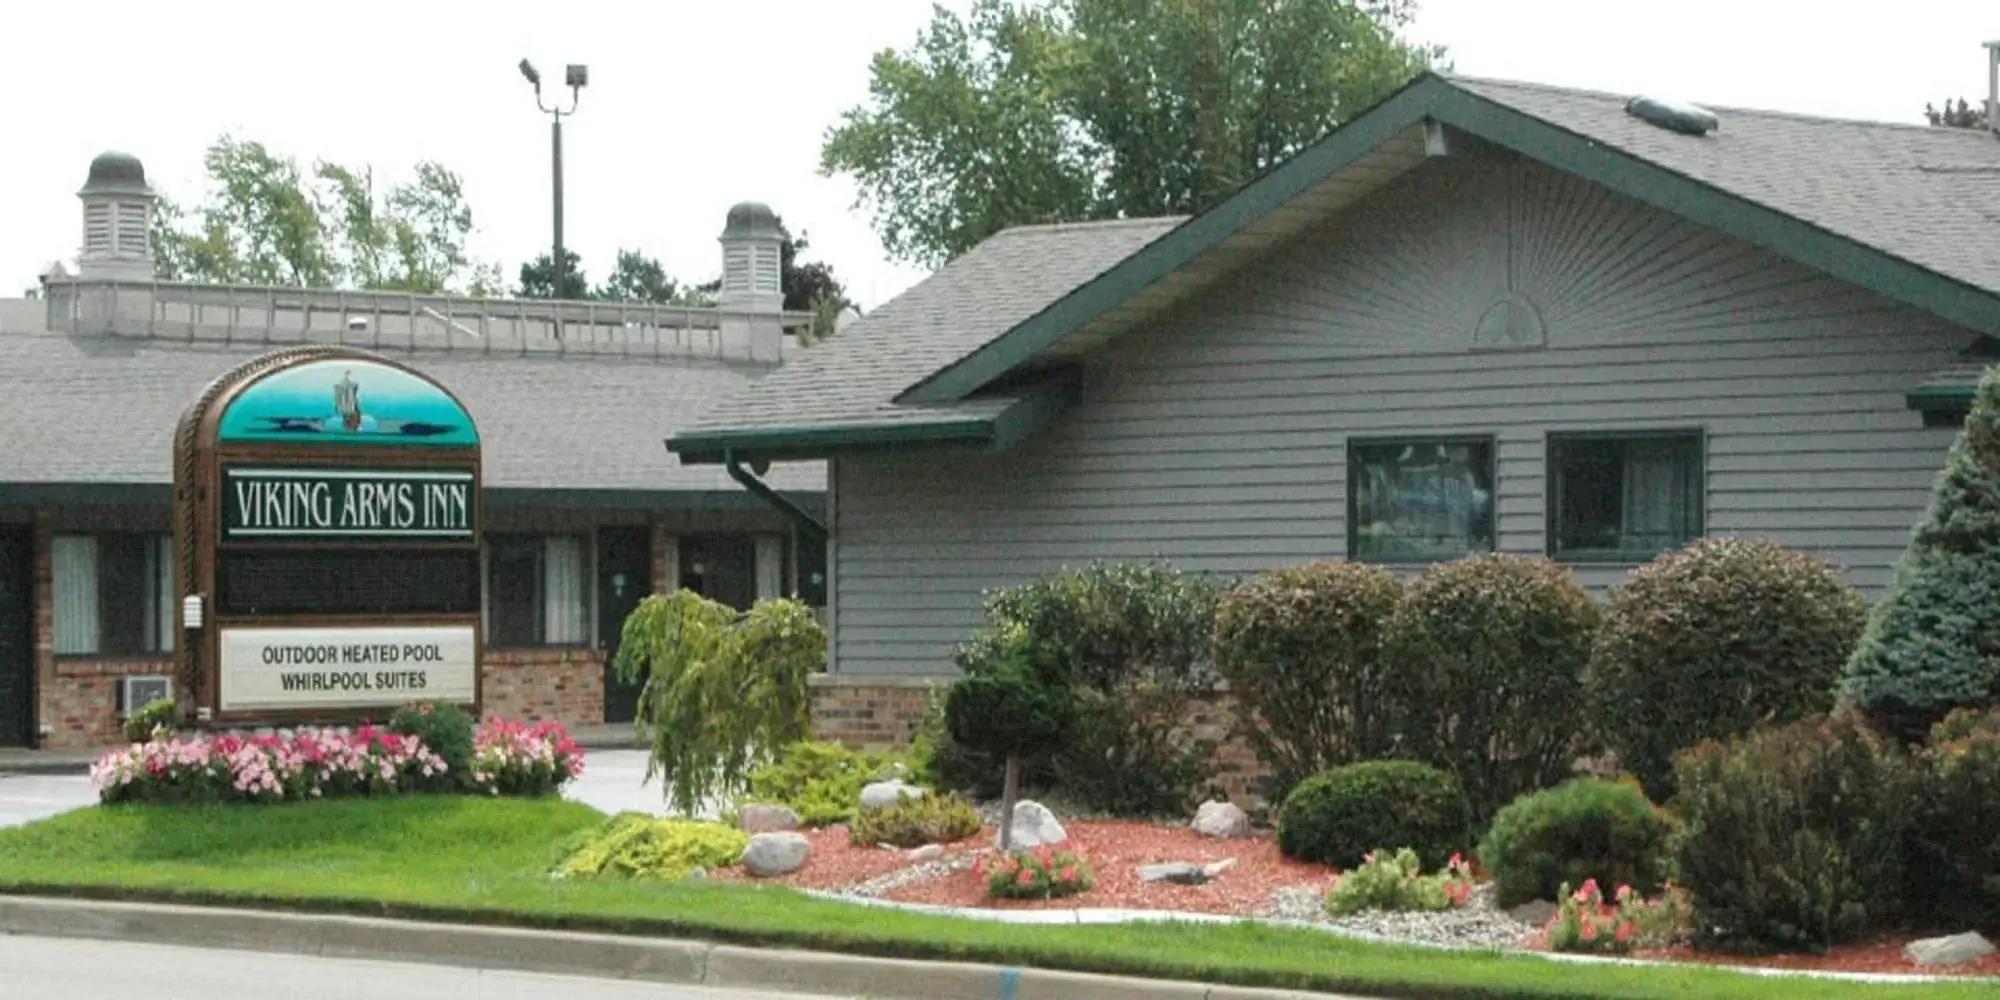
[718,201,784,311]
[77,151,156,281]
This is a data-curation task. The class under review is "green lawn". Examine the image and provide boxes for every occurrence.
[0,797,1988,1000]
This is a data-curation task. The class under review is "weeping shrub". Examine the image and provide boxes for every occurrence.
[1213,561,1405,802]
[1590,538,1865,800]
[1387,554,1600,823]
[614,590,825,814]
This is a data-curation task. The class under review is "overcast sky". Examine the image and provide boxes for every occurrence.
[2,1,1995,308]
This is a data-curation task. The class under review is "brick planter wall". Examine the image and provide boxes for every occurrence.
[43,659,175,749]
[808,674,1272,809]
[480,648,605,727]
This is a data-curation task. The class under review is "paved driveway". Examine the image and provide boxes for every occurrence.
[0,749,697,829]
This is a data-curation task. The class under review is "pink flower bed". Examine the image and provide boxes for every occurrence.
[89,719,584,805]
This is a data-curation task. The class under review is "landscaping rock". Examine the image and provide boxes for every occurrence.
[994,800,1067,849]
[909,844,945,863]
[1202,858,1238,879]
[1139,863,1209,885]
[737,804,800,834]
[741,832,810,878]
[859,780,926,810]
[1905,931,1996,967]
[1507,899,1559,928]
[1192,801,1252,838]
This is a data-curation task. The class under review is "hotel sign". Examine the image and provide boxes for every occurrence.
[218,624,478,710]
[223,467,475,540]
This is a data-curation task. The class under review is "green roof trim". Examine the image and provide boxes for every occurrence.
[1907,386,1977,413]
[900,74,2000,407]
[670,374,1079,464]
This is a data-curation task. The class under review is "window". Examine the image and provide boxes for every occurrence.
[1548,433,1703,560]
[1349,438,1495,562]
[486,535,589,647]
[52,534,174,656]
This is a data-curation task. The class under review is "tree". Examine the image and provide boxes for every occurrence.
[822,0,1442,266]
[152,135,492,294]
[1927,97,1991,130]
[516,249,588,300]
[944,636,1075,849]
[593,249,682,304]
[1840,366,2000,741]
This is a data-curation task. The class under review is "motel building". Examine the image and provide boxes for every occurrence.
[0,152,828,749]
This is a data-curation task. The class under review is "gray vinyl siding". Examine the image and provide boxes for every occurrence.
[830,150,1968,676]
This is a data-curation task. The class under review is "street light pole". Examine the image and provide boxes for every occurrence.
[519,59,587,302]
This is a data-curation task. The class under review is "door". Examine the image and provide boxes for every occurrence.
[678,535,757,610]
[597,527,652,725]
[0,527,34,747]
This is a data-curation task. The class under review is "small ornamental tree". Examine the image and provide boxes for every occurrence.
[945,636,1075,849]
[1841,367,2000,741]
[614,590,825,814]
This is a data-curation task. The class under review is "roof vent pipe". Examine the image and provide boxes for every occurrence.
[1623,95,1719,136]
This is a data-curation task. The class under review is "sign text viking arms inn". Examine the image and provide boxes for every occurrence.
[176,349,483,722]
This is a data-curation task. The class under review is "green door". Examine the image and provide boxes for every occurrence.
[597,527,652,725]
[0,527,33,747]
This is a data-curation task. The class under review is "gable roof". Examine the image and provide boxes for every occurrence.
[670,71,2000,461]
[0,329,822,505]
[668,217,1182,462]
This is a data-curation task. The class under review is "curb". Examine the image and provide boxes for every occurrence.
[0,895,1367,999]
[0,757,96,777]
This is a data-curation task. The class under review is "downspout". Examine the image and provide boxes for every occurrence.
[725,448,827,544]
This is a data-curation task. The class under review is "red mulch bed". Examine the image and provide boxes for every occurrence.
[1627,940,2000,978]
[710,821,2000,979]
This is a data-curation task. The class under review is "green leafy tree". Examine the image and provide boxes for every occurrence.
[1841,367,2000,740]
[516,249,588,300]
[822,0,1442,266]
[1927,97,1991,130]
[593,249,682,304]
[152,135,491,293]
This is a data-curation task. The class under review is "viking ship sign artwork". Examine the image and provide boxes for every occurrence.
[178,349,484,723]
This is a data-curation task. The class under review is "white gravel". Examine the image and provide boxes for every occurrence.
[837,852,977,899]
[1263,881,1539,950]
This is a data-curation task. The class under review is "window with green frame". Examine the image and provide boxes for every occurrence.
[1348,437,1496,562]
[1547,432,1703,560]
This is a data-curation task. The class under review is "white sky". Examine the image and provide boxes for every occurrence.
[2,1,1995,308]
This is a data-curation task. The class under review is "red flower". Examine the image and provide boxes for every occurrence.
[1016,868,1035,887]
[1059,866,1077,882]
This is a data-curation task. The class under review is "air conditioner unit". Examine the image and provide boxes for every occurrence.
[117,675,173,718]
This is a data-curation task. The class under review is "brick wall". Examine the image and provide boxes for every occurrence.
[45,658,177,748]
[808,675,1275,810]
[480,648,604,727]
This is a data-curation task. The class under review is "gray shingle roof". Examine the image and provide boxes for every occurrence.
[1453,76,2000,297]
[677,217,1185,435]
[672,75,2000,445]
[0,331,821,494]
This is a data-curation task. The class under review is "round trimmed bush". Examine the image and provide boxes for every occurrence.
[1387,554,1601,823]
[1910,709,2000,930]
[1477,778,1674,909]
[1589,538,1866,800]
[1277,760,1471,869]
[1214,561,1404,803]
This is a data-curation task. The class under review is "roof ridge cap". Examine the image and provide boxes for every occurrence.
[1449,73,1967,135]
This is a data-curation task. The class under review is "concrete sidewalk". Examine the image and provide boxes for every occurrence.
[0,895,1361,1000]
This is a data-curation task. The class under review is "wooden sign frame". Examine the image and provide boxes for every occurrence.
[172,346,484,728]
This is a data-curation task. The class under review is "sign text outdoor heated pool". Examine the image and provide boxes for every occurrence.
[224,467,475,540]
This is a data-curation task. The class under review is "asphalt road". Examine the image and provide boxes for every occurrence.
[0,935,847,999]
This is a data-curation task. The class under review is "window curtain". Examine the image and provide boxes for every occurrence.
[1622,442,1693,553]
[543,536,587,645]
[52,536,99,655]
[148,536,175,654]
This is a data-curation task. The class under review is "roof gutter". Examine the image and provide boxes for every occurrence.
[725,448,827,543]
